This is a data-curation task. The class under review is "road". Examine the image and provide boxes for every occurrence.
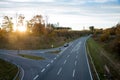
[36,36,93,80]
[0,36,93,80]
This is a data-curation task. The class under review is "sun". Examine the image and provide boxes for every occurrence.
[17,26,27,32]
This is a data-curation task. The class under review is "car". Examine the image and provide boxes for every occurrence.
[64,43,69,47]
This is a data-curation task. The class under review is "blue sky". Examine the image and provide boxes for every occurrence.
[0,0,120,30]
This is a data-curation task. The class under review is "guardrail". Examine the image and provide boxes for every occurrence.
[13,64,24,80]
[13,64,20,80]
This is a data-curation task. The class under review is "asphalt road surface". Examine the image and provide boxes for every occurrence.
[0,36,93,80]
[36,36,93,80]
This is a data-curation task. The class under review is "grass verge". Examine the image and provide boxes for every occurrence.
[87,38,105,80]
[45,50,61,54]
[87,38,120,80]
[0,59,18,80]
[18,54,45,60]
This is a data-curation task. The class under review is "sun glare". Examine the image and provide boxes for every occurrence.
[17,26,27,32]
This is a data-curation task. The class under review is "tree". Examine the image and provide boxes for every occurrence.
[1,16,13,32]
[89,26,94,33]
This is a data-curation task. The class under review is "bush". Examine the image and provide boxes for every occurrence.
[100,33,109,42]
[110,37,120,55]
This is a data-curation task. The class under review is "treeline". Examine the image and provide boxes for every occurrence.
[92,23,120,56]
[0,25,89,50]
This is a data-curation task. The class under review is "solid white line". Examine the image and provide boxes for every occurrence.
[33,75,39,80]
[51,60,54,63]
[87,45,100,80]
[84,38,93,80]
[21,66,24,80]
[63,60,67,64]
[41,68,45,72]
[46,64,50,67]
[73,69,76,77]
[75,61,77,66]
[57,67,62,75]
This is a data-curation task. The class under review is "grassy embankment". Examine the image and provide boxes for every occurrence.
[18,54,45,60]
[87,38,120,80]
[0,59,18,80]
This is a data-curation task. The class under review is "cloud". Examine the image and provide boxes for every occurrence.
[0,0,120,30]
[6,0,55,2]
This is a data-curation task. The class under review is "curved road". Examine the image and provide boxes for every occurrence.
[0,36,93,80]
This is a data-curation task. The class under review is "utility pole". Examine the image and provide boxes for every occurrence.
[83,26,85,30]
[45,15,48,28]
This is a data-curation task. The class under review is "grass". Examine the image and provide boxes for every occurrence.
[0,59,18,80]
[45,50,61,54]
[87,38,105,80]
[18,54,45,60]
[87,38,120,80]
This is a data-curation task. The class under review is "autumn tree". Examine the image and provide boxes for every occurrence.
[1,16,13,32]
[89,26,94,33]
[30,15,47,36]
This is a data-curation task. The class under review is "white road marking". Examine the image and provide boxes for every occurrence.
[67,55,70,58]
[63,60,67,64]
[77,52,79,54]
[54,57,56,60]
[46,64,50,67]
[41,68,45,72]
[51,60,54,63]
[33,75,39,80]
[76,55,78,59]
[73,69,76,77]
[75,61,77,66]
[57,67,62,75]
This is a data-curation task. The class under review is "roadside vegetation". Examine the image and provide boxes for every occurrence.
[45,50,61,54]
[87,23,120,80]
[0,59,18,80]
[0,29,89,50]
[18,54,45,60]
[0,14,90,50]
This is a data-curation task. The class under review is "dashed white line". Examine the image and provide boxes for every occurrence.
[57,67,62,75]
[41,68,45,72]
[46,64,50,67]
[54,57,56,60]
[77,52,79,54]
[63,60,67,64]
[67,55,70,58]
[76,55,78,59]
[75,61,77,66]
[57,55,59,57]
[51,60,54,63]
[72,69,76,77]
[33,75,39,80]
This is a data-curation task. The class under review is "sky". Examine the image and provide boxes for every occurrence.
[0,0,120,30]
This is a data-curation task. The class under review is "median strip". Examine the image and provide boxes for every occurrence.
[18,54,45,60]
